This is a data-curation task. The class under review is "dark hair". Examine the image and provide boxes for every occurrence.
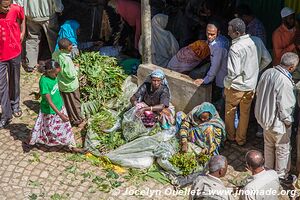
[207,19,221,31]
[44,60,60,71]
[236,4,253,17]
[58,38,72,50]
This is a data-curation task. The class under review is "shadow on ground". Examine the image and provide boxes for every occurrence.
[23,100,40,114]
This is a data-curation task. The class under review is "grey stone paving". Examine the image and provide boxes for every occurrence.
[0,69,291,199]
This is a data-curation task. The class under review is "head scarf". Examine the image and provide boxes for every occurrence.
[193,102,216,119]
[186,102,224,128]
[145,69,171,97]
[55,20,80,50]
[150,14,179,66]
[188,40,210,59]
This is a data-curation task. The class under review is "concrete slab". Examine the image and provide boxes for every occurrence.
[137,64,212,113]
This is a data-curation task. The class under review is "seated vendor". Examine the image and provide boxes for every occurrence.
[167,40,210,73]
[130,69,175,129]
[177,102,226,155]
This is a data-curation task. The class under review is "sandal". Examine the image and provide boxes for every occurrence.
[13,108,23,118]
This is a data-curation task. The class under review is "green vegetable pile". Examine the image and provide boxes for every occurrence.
[74,52,127,117]
[169,153,198,176]
[89,109,125,154]
[198,153,210,166]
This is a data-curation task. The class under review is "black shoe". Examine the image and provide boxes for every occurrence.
[0,119,11,129]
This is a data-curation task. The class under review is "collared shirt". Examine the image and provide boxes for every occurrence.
[13,0,64,21]
[224,34,259,91]
[250,36,272,71]
[247,18,266,45]
[240,170,280,200]
[272,24,297,65]
[255,66,296,134]
[190,174,233,200]
[52,50,79,93]
[203,35,229,88]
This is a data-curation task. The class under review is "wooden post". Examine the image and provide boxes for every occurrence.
[141,0,152,64]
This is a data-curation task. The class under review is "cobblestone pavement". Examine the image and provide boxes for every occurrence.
[0,69,293,200]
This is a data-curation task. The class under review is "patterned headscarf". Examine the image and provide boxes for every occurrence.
[188,40,210,59]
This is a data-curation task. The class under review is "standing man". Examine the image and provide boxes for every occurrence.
[15,0,63,72]
[194,20,229,96]
[0,0,25,128]
[255,52,299,180]
[194,20,229,118]
[272,7,298,66]
[224,18,259,146]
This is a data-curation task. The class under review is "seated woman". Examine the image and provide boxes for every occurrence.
[167,40,210,73]
[130,69,174,129]
[177,102,226,155]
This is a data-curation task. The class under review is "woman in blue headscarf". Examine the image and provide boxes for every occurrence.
[130,69,175,129]
[55,20,80,58]
[176,102,226,155]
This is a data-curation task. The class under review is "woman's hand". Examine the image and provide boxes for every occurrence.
[136,107,146,117]
[59,113,69,122]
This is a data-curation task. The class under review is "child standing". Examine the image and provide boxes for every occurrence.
[53,38,84,127]
[30,60,83,152]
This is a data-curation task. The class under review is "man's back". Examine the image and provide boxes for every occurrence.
[255,66,295,134]
[224,34,259,91]
[240,170,279,200]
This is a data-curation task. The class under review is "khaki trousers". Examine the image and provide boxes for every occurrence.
[224,88,254,145]
[264,128,291,178]
[25,16,59,68]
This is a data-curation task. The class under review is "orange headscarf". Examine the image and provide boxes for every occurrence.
[188,40,210,60]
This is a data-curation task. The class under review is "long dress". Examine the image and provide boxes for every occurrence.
[176,102,226,155]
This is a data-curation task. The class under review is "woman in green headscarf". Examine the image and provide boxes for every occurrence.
[176,102,226,155]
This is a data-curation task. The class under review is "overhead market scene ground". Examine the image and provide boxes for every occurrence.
[1,0,300,200]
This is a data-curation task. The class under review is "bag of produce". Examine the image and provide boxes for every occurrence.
[122,107,151,142]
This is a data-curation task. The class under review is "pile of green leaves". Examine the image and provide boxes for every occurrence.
[74,52,127,117]
[198,153,210,166]
[169,153,198,176]
[89,109,125,154]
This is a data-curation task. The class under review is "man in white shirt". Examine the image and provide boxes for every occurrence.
[190,155,233,200]
[240,150,280,200]
[224,18,259,146]
[255,52,298,180]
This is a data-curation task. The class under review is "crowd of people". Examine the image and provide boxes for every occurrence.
[1,0,300,199]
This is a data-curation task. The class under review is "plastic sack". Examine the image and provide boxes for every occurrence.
[84,109,121,156]
[106,127,177,169]
[84,119,102,157]
[106,76,138,113]
[101,109,121,133]
[122,107,152,142]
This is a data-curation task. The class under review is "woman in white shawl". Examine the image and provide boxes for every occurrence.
[139,14,179,67]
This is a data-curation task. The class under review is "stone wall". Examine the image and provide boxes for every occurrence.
[137,64,212,113]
